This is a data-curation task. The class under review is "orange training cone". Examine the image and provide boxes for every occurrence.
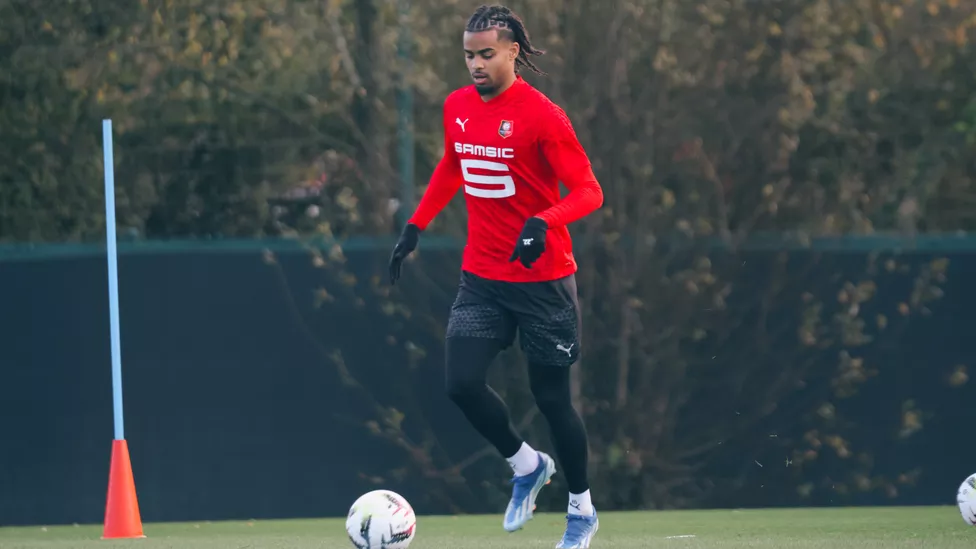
[102,439,145,539]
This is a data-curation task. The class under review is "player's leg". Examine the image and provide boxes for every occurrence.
[444,335,522,461]
[512,275,599,548]
[527,361,591,511]
[527,360,598,548]
[445,335,556,534]
[445,273,557,533]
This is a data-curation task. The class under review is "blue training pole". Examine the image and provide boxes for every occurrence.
[102,119,125,441]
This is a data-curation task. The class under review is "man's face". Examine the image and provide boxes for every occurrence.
[463,29,518,97]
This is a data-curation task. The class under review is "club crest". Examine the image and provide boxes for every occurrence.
[498,120,513,138]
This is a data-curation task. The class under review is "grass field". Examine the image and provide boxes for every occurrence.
[1,506,973,548]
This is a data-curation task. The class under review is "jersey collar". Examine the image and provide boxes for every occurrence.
[481,75,526,107]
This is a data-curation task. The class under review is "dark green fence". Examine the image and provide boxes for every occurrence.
[0,238,972,526]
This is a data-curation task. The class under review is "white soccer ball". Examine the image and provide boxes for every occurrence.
[957,473,976,525]
[345,489,417,548]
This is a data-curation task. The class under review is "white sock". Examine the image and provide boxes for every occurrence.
[568,490,594,516]
[506,442,540,476]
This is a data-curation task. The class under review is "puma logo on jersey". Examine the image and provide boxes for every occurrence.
[556,343,574,356]
[456,118,468,131]
[454,142,515,159]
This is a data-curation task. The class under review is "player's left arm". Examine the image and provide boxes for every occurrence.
[534,106,604,227]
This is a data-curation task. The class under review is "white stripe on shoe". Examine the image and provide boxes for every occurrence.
[503,452,556,532]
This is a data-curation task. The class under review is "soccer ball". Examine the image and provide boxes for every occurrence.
[345,489,417,548]
[957,473,976,525]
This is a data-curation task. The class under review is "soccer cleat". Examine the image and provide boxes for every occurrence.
[555,510,599,548]
[502,451,556,532]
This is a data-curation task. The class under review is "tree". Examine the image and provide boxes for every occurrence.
[2,0,973,511]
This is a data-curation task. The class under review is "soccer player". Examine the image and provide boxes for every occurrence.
[388,4,603,548]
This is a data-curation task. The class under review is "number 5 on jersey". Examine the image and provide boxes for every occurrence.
[461,159,515,199]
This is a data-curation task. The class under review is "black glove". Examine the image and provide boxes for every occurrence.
[509,217,548,269]
[389,223,420,284]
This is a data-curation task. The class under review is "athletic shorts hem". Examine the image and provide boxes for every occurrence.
[445,271,581,368]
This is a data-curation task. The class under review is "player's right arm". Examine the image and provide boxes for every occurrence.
[389,100,462,284]
[407,108,463,230]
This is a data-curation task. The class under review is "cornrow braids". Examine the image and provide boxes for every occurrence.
[466,4,546,75]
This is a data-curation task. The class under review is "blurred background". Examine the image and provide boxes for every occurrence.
[2,0,976,528]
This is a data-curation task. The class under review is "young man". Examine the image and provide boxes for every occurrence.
[388,4,603,548]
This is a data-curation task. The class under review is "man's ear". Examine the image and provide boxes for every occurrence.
[510,41,520,62]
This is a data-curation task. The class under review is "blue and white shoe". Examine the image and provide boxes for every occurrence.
[502,451,556,532]
[555,510,599,548]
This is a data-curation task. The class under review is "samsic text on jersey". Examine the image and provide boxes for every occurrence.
[408,76,603,283]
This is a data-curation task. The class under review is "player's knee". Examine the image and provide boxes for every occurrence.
[445,336,503,405]
[445,375,480,405]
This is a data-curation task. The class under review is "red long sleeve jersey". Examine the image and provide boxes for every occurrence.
[408,76,604,283]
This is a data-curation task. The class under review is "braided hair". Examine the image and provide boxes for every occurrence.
[466,4,546,75]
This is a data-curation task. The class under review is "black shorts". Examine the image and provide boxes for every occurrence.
[445,271,581,368]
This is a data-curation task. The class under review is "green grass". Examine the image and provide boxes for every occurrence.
[1,507,973,548]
